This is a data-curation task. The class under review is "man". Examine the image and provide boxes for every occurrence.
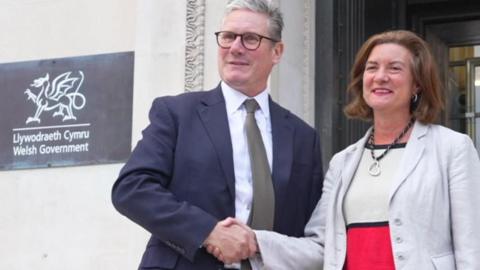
[111,0,323,269]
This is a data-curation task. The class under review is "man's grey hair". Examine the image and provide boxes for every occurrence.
[224,0,284,40]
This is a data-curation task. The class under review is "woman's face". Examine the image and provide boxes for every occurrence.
[362,43,418,117]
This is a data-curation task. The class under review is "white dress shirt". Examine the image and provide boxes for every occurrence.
[221,81,272,269]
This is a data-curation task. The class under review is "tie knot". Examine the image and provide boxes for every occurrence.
[244,99,259,113]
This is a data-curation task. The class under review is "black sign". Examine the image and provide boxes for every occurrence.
[0,52,134,170]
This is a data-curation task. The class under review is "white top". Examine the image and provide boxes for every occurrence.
[343,143,405,225]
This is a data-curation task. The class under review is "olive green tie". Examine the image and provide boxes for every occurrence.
[244,98,275,230]
[241,99,275,270]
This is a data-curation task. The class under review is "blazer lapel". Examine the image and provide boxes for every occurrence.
[338,130,371,201]
[269,99,294,201]
[197,86,236,200]
[389,121,427,201]
[329,130,371,231]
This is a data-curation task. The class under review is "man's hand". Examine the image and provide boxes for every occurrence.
[204,217,257,264]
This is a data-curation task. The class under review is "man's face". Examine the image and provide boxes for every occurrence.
[217,9,284,97]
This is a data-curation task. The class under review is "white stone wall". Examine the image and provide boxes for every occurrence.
[0,0,316,269]
[274,0,316,126]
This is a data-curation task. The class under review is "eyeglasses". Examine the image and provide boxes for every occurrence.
[214,31,279,51]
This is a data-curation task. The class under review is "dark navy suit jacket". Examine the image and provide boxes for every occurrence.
[112,85,323,269]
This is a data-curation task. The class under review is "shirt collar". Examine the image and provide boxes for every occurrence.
[221,81,270,117]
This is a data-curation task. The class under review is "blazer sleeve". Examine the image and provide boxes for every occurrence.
[449,134,480,269]
[111,98,218,262]
[254,206,324,270]
[253,153,342,270]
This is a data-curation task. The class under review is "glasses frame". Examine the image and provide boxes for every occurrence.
[214,31,279,51]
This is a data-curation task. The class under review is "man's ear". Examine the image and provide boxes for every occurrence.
[272,41,284,65]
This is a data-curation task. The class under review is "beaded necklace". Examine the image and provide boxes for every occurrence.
[368,118,415,176]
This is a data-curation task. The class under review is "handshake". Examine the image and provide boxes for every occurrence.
[203,217,259,264]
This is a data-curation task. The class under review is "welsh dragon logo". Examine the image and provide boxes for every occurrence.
[24,71,86,124]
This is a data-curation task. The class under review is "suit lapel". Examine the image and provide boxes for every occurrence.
[269,99,294,201]
[389,121,427,202]
[197,86,236,199]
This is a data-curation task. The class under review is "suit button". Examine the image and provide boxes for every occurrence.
[397,254,405,261]
[395,236,403,243]
[394,218,402,226]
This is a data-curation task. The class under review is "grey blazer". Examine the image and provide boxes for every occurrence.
[255,122,480,270]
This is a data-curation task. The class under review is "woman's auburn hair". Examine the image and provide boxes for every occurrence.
[343,30,444,124]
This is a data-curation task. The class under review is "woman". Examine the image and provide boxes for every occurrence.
[252,30,480,269]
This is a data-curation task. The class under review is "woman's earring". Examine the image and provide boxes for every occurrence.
[411,93,418,103]
[410,92,420,112]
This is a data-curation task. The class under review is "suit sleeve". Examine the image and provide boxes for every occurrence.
[111,98,217,262]
[449,135,480,269]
